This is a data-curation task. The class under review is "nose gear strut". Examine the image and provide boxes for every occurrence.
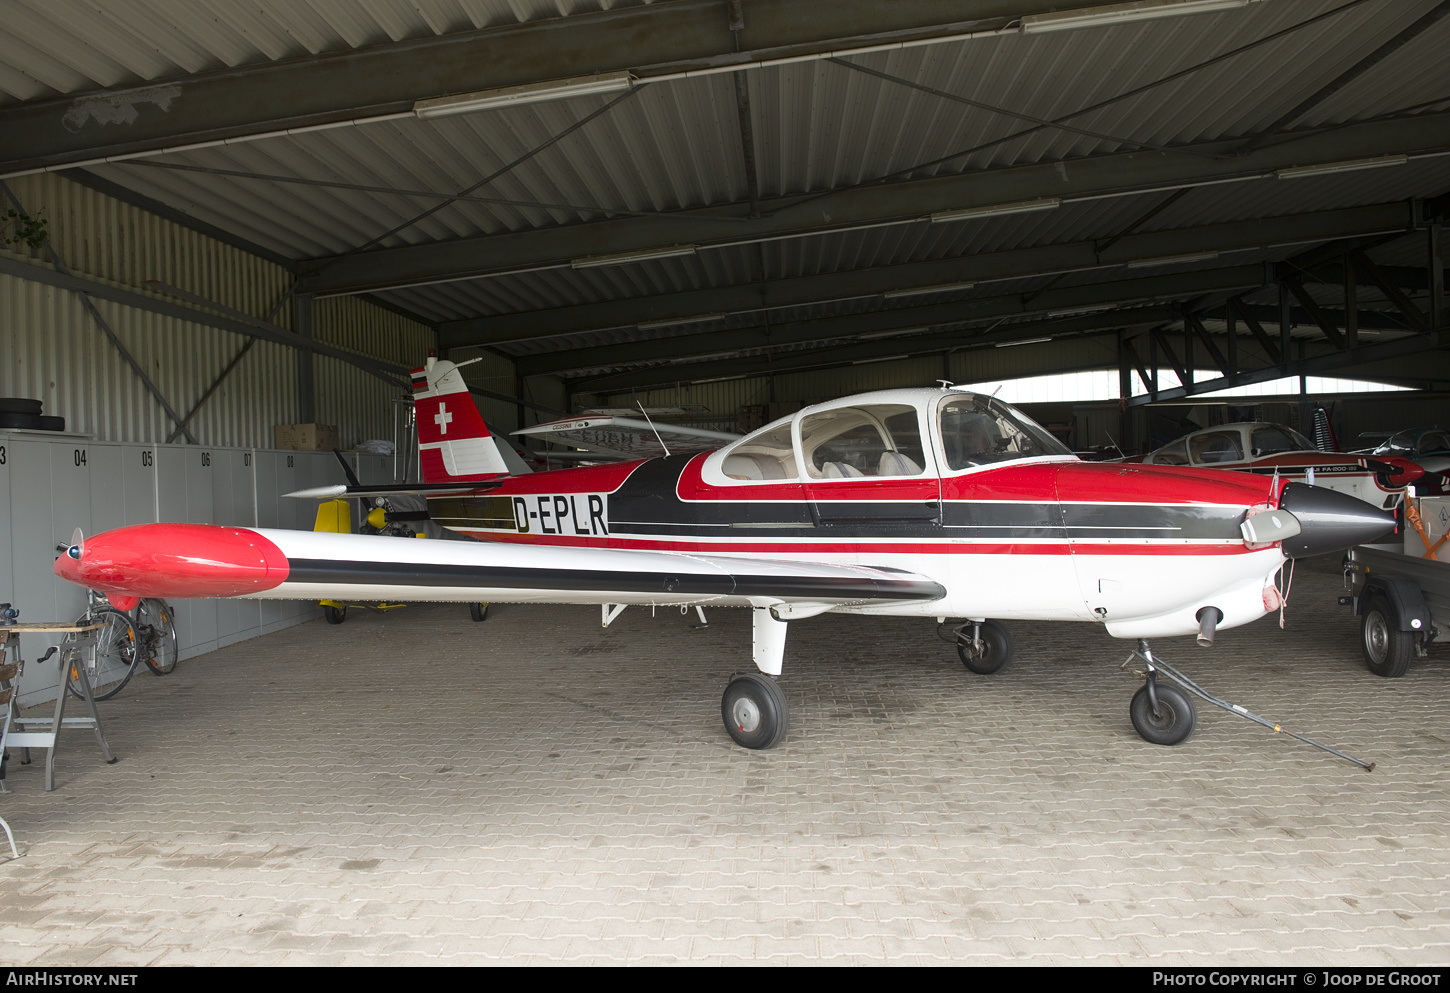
[1123,639,1374,771]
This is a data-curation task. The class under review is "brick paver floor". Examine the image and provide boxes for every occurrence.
[1,557,1447,965]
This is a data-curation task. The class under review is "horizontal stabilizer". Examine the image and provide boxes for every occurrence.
[285,481,504,500]
[515,415,739,460]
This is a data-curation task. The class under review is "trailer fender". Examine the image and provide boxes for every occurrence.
[1360,575,1432,634]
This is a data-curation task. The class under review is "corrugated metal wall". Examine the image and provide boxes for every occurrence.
[0,173,435,448]
[313,295,434,448]
[445,345,521,433]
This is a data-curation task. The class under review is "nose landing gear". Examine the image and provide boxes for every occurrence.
[1122,639,1374,770]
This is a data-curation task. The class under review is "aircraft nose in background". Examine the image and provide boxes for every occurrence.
[1278,482,1398,558]
[51,523,290,599]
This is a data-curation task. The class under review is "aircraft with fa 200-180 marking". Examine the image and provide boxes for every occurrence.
[54,357,1396,754]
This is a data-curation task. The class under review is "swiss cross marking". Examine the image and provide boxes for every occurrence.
[435,403,453,434]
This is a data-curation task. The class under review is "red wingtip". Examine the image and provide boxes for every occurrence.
[53,524,290,600]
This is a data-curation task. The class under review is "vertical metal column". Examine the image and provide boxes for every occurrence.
[1431,222,1445,333]
[294,292,315,424]
[1225,306,1238,379]
[1279,281,1292,370]
[1344,252,1358,350]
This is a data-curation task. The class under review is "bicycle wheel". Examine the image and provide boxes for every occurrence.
[66,608,140,701]
[138,598,179,675]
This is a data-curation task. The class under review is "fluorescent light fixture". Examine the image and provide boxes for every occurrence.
[696,374,749,384]
[1126,250,1220,269]
[882,280,977,300]
[859,327,929,341]
[930,198,1061,224]
[1046,304,1112,318]
[1275,155,1408,180]
[415,71,634,118]
[1020,0,1257,35]
[637,313,724,331]
[572,244,698,268]
[994,336,1053,348]
[853,354,911,365]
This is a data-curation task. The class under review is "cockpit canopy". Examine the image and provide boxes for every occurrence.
[707,390,1073,483]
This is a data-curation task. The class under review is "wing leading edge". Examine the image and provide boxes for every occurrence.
[54,523,947,610]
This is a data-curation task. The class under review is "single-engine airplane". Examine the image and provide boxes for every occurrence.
[54,357,1397,750]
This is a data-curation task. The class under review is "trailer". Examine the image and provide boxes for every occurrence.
[1342,542,1450,677]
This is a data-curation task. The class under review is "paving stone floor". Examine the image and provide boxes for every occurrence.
[1,557,1448,965]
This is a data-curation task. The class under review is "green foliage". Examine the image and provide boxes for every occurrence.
[4,207,48,249]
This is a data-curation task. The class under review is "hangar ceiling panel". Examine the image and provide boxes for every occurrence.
[3,0,1449,395]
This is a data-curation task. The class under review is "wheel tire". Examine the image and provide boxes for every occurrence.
[67,608,139,701]
[1361,595,1412,678]
[323,604,347,625]
[469,602,488,622]
[138,599,178,675]
[1129,683,1196,746]
[0,398,42,415]
[956,620,1014,675]
[721,674,789,750]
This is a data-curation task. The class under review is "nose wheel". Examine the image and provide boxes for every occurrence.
[1129,678,1195,745]
[721,673,789,750]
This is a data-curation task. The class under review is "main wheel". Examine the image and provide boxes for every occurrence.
[469,602,489,622]
[1361,595,1411,678]
[956,620,1014,674]
[1130,682,1196,745]
[67,608,140,701]
[138,598,178,675]
[323,604,348,625]
[721,674,789,750]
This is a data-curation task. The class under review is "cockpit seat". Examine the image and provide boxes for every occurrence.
[877,451,921,476]
[822,461,866,478]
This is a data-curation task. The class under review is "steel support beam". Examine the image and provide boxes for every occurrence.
[519,267,1265,376]
[0,255,408,387]
[1125,333,1448,406]
[574,309,1163,392]
[1352,249,1430,331]
[0,1,1061,177]
[442,202,1414,347]
[306,113,1450,297]
[1236,1,1450,155]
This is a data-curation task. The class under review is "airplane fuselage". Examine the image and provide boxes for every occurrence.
[425,452,1287,640]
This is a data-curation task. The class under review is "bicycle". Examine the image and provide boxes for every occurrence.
[65,590,139,701]
[64,593,177,701]
[136,598,178,676]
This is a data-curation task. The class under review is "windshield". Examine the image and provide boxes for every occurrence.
[939,394,1073,470]
[1250,425,1313,456]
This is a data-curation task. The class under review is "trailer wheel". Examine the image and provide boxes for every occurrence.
[1362,595,1412,678]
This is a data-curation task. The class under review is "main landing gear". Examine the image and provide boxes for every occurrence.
[720,606,792,749]
[955,619,1014,674]
[721,673,789,749]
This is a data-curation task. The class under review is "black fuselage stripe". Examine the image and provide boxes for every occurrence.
[286,559,946,601]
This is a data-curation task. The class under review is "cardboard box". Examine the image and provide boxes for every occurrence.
[274,423,340,451]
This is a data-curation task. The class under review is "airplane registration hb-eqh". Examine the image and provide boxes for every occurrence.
[54,357,1396,750]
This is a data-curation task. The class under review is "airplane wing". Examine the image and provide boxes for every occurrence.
[514,415,740,461]
[57,523,947,611]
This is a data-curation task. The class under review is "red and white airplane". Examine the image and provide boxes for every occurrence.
[1135,422,1422,511]
[54,357,1396,749]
